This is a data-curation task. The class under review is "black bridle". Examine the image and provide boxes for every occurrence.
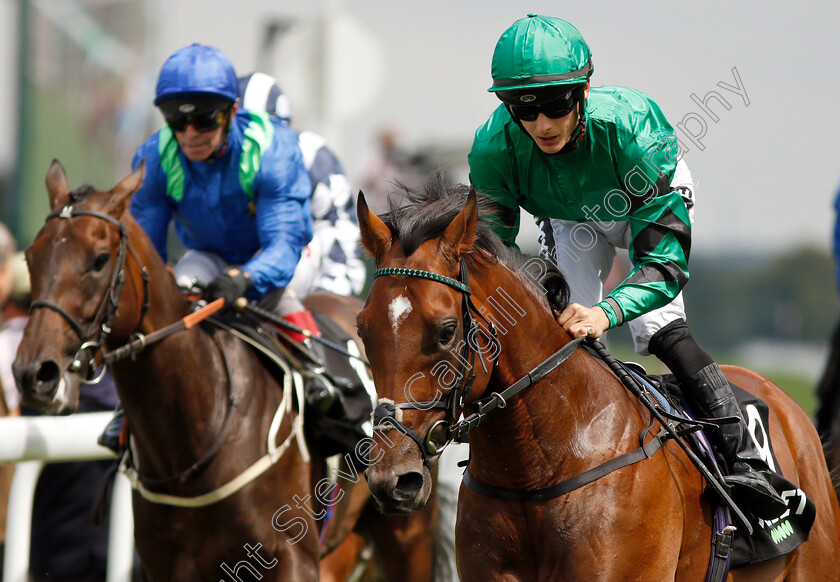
[370,255,757,532]
[371,258,495,465]
[370,257,586,467]
[32,204,240,487]
[30,205,149,382]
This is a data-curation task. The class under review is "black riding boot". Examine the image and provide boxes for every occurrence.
[98,404,125,454]
[264,287,340,415]
[689,363,787,518]
[649,319,786,519]
[302,337,340,415]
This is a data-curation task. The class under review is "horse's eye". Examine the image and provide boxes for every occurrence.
[93,253,110,272]
[438,322,458,346]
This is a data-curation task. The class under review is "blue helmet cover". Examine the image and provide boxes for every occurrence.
[155,44,238,105]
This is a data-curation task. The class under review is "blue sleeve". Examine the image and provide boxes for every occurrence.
[834,189,840,292]
[243,125,313,294]
[128,137,173,263]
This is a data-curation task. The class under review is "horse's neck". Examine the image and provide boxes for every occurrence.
[472,265,569,394]
[467,270,638,488]
[109,225,231,472]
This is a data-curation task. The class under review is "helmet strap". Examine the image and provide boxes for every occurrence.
[205,106,235,162]
[555,98,588,155]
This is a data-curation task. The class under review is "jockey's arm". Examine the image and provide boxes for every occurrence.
[242,141,313,295]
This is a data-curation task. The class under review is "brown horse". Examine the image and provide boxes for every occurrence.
[13,161,436,581]
[356,178,840,581]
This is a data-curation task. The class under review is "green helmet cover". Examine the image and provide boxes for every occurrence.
[490,14,593,93]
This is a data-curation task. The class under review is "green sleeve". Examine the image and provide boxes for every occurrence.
[601,130,689,326]
[602,187,691,326]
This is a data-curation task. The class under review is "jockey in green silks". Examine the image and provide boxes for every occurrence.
[468,14,785,518]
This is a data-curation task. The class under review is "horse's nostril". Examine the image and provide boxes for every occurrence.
[36,361,61,386]
[394,471,424,497]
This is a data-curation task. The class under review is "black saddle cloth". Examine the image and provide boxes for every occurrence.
[646,372,816,568]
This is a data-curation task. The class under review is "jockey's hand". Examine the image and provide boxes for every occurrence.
[205,268,252,309]
[555,303,609,339]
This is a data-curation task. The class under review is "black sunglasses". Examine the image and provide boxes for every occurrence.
[508,89,581,122]
[164,107,230,133]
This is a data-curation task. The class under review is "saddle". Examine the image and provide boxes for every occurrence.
[207,306,374,470]
[610,357,816,570]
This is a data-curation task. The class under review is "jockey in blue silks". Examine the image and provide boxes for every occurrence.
[131,43,313,314]
[99,44,325,452]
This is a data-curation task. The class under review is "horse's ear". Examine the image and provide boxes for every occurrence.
[440,188,478,260]
[357,191,392,263]
[107,161,146,218]
[45,159,70,211]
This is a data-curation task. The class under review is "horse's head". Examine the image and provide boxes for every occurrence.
[13,160,145,414]
[357,178,506,513]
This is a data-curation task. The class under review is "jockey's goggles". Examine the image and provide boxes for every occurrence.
[163,107,230,133]
[158,97,233,133]
[499,85,583,122]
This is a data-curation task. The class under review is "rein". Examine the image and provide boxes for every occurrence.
[103,299,225,364]
[123,326,236,487]
[449,336,585,441]
[31,205,299,503]
[371,259,589,462]
[122,320,308,507]
[586,338,754,534]
[368,258,753,532]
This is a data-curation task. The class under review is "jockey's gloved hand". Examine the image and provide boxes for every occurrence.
[205,268,252,309]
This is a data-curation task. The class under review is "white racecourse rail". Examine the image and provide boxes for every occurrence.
[0,411,134,582]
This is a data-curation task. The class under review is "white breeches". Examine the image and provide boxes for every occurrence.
[539,159,695,355]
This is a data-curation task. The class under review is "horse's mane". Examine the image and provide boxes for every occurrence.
[382,171,570,313]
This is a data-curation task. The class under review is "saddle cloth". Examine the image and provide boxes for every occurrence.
[308,310,374,467]
[636,369,816,568]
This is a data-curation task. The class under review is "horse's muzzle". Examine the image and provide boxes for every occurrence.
[367,466,432,514]
[13,357,65,409]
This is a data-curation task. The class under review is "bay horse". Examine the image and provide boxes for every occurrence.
[13,161,436,581]
[355,177,840,581]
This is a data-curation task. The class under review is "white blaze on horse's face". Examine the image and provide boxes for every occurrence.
[388,294,412,334]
